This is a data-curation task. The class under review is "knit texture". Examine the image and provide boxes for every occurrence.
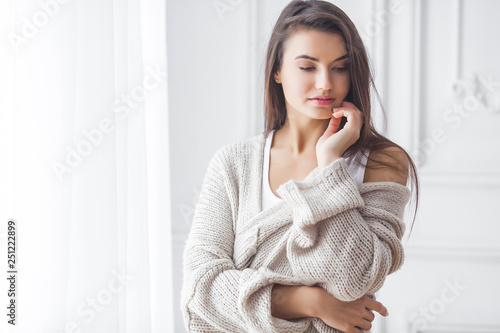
[181,133,410,333]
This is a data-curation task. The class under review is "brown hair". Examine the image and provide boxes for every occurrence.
[263,0,419,236]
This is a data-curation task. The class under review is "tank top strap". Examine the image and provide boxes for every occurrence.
[345,146,371,184]
[261,130,282,211]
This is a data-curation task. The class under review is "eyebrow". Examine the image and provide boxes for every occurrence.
[294,54,349,62]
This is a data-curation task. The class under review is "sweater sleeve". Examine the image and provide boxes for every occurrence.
[276,157,410,302]
[180,147,312,333]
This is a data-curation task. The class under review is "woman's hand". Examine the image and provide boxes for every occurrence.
[316,101,364,169]
[310,287,388,332]
[271,285,388,333]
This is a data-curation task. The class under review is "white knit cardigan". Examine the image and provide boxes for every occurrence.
[181,133,410,333]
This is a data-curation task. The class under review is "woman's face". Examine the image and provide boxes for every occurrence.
[274,29,351,121]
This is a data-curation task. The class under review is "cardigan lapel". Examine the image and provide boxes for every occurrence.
[233,132,296,269]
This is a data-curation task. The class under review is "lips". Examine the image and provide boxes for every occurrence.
[310,96,335,101]
[310,96,335,105]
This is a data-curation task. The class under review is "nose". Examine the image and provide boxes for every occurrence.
[316,68,333,91]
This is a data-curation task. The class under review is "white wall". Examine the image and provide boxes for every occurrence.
[169,1,500,332]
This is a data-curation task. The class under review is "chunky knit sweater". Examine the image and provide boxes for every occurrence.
[181,132,410,333]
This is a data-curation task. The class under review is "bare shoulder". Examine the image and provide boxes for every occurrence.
[363,146,409,186]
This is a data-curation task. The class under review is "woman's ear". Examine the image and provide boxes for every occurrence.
[274,72,281,84]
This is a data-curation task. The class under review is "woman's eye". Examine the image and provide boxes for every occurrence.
[298,66,348,72]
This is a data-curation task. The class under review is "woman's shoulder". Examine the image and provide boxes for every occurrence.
[219,132,265,153]
[364,145,409,185]
[210,132,266,169]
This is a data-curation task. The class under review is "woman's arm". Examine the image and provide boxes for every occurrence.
[181,147,311,333]
[270,284,316,320]
[276,155,410,302]
[271,284,389,332]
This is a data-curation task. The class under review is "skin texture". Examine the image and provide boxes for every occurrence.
[269,28,406,331]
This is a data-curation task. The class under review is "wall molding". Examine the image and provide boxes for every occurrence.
[411,0,423,166]
[370,0,390,135]
[410,322,500,333]
[405,243,500,261]
[245,0,259,137]
[454,0,464,82]
[418,169,500,186]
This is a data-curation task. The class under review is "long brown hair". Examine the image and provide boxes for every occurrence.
[263,0,419,236]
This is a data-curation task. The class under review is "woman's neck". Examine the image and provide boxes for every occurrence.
[274,115,330,157]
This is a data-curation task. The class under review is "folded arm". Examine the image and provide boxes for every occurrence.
[276,156,410,302]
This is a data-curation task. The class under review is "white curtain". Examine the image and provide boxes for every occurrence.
[0,0,173,332]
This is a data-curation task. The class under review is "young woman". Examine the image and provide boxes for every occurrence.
[181,1,419,332]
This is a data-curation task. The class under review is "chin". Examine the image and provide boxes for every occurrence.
[310,109,334,120]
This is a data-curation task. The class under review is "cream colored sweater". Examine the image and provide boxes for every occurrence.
[181,133,410,333]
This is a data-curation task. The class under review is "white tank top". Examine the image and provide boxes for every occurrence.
[261,130,371,211]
